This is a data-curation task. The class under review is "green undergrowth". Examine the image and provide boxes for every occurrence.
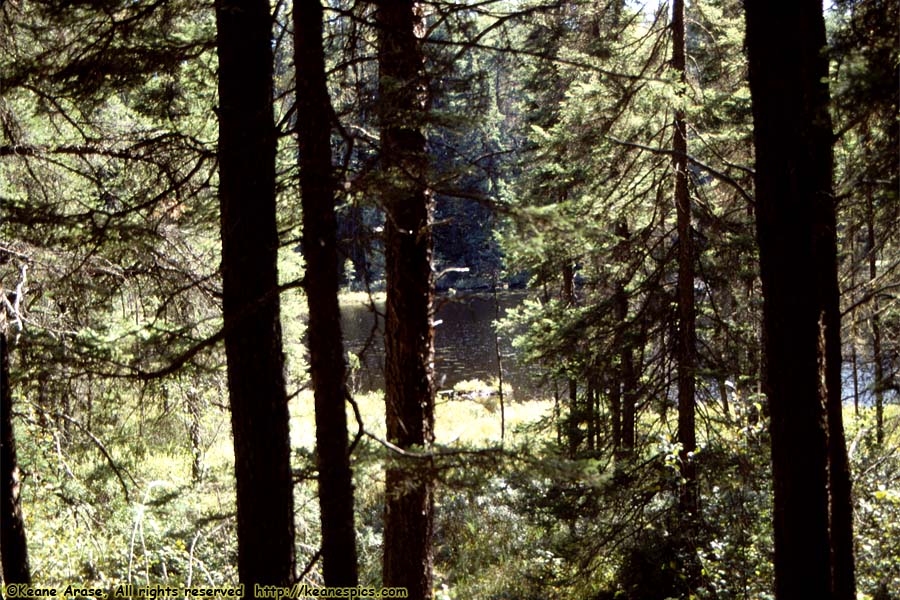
[15,383,899,598]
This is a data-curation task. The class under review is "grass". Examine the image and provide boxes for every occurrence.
[339,289,386,305]
[289,383,553,451]
[22,360,897,597]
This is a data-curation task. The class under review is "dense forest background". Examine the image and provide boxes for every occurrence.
[1,0,898,599]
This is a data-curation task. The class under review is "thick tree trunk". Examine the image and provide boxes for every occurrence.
[1,331,31,585]
[376,2,435,598]
[215,0,295,590]
[294,0,359,588]
[745,2,855,598]
[672,1,701,588]
[672,0,698,526]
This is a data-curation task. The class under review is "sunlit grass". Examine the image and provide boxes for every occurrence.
[339,290,386,305]
[289,384,553,451]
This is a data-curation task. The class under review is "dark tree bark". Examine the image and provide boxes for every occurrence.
[612,221,636,457]
[672,2,701,589]
[849,230,861,417]
[215,0,295,590]
[492,278,506,445]
[745,2,855,598]
[586,379,596,452]
[672,0,698,525]
[562,262,580,456]
[376,2,435,598]
[826,273,856,600]
[822,168,856,600]
[866,192,885,445]
[620,344,636,453]
[1,330,31,586]
[187,386,203,483]
[293,0,359,588]
[609,371,622,454]
[611,281,627,456]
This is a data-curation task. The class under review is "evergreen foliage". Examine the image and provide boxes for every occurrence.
[0,0,896,597]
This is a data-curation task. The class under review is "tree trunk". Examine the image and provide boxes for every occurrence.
[867,192,885,445]
[376,2,435,598]
[719,380,731,421]
[1,331,31,585]
[825,236,856,600]
[849,228,860,417]
[294,0,359,588]
[745,2,855,598]
[215,0,296,590]
[612,221,636,457]
[493,277,506,445]
[609,375,622,454]
[586,379,596,452]
[672,0,701,588]
[672,0,698,518]
[612,281,626,456]
[187,387,203,483]
[621,343,636,453]
[562,262,581,456]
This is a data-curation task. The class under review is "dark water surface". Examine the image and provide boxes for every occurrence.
[343,293,885,408]
[341,291,537,397]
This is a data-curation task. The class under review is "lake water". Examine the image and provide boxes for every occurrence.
[340,291,885,409]
[341,291,537,398]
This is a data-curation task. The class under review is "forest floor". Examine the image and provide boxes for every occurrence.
[18,374,898,596]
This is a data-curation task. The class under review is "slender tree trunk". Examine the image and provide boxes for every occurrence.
[621,342,636,453]
[609,376,622,454]
[586,379,596,452]
[566,381,579,456]
[825,243,856,600]
[554,383,562,446]
[745,2,855,598]
[1,331,31,585]
[562,262,580,456]
[866,192,884,445]
[821,161,855,600]
[612,282,627,456]
[850,228,860,417]
[719,380,731,421]
[851,345,860,416]
[215,0,296,590]
[294,0,359,587]
[376,2,435,597]
[612,221,635,457]
[493,276,506,444]
[187,387,203,483]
